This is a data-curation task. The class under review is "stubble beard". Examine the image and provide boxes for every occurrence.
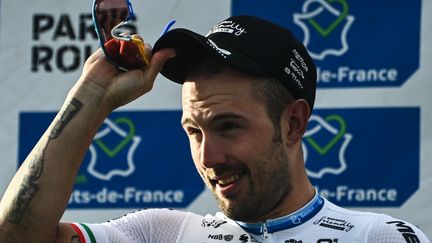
[214,140,292,222]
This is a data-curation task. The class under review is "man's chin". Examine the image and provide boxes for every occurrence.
[216,197,253,221]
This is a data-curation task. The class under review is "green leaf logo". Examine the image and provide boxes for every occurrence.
[306,114,346,155]
[308,0,349,37]
[95,117,135,157]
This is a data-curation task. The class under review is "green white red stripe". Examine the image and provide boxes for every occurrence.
[70,223,97,243]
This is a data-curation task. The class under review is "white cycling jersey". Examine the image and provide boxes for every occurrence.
[70,192,430,243]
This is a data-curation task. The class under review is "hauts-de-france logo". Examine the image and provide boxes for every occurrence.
[19,111,204,209]
[299,108,420,207]
[87,117,141,181]
[231,0,421,88]
[303,114,352,179]
[71,112,204,208]
[293,0,354,60]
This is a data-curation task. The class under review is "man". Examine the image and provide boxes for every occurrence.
[0,15,429,243]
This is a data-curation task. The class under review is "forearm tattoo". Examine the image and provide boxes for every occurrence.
[6,98,83,224]
[50,98,83,139]
[6,139,46,224]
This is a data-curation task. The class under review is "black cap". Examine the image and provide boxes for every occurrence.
[153,15,317,111]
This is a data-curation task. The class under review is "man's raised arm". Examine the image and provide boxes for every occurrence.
[0,47,175,243]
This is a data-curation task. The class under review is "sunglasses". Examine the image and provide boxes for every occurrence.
[92,0,175,71]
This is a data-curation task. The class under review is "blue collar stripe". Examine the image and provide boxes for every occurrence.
[237,192,324,235]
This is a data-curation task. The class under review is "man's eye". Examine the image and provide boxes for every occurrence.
[220,122,240,132]
[187,127,201,136]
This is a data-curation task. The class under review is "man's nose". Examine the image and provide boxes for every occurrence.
[199,135,226,168]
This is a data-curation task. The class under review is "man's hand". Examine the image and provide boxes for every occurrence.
[74,43,175,114]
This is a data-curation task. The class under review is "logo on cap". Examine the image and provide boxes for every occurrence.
[206,20,248,37]
[206,39,232,58]
[284,48,312,90]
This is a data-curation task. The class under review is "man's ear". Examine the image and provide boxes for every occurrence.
[281,99,310,145]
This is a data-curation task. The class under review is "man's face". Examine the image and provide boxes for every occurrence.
[181,67,293,222]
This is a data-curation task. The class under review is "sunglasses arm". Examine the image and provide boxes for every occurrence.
[131,36,149,66]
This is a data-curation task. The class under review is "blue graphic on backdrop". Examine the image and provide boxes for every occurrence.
[302,108,419,207]
[293,0,355,60]
[232,0,421,88]
[19,111,204,209]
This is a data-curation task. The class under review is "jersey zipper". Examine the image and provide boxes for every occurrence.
[262,223,269,238]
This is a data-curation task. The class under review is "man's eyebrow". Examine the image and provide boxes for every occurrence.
[181,117,195,126]
[181,113,245,126]
[211,113,244,123]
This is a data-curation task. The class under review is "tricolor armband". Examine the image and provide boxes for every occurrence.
[70,222,108,243]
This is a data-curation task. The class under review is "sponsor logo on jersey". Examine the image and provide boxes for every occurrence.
[202,218,228,228]
[313,216,355,232]
[208,234,234,241]
[285,239,303,243]
[317,239,339,243]
[387,221,420,243]
[239,234,249,243]
[224,235,234,241]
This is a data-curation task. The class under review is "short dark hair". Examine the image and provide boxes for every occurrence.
[251,78,295,137]
[187,55,295,133]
